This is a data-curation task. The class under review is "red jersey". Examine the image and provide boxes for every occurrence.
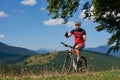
[70,28,86,44]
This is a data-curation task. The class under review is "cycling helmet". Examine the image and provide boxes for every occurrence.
[75,21,81,26]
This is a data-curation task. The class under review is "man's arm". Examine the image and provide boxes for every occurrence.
[65,32,72,38]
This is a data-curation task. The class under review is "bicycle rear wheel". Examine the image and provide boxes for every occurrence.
[77,56,87,72]
[62,52,74,74]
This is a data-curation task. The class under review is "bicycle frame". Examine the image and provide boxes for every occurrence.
[60,42,87,74]
[60,42,81,53]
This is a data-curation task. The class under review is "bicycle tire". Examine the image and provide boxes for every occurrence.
[62,52,74,74]
[77,56,87,72]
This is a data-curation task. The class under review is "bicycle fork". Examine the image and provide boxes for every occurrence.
[68,52,77,71]
[71,54,77,71]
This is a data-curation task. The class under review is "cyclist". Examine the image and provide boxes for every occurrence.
[65,21,86,67]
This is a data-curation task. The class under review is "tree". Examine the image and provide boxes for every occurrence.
[92,0,120,53]
[46,0,120,53]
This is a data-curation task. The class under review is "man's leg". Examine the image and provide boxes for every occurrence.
[75,44,81,60]
[74,44,82,67]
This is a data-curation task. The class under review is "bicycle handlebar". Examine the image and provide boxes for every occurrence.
[60,42,73,48]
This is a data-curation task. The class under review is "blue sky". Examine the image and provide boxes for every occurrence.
[0,0,111,50]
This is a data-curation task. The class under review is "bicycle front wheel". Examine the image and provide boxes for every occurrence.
[62,52,74,74]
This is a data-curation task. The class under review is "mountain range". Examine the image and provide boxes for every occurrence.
[0,42,38,63]
[35,48,55,53]
[0,41,119,63]
[35,45,120,57]
[85,45,120,57]
[0,42,38,56]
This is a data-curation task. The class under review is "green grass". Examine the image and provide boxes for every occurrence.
[24,52,57,66]
[0,70,120,80]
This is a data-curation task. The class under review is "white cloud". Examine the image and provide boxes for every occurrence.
[66,21,74,28]
[103,12,110,18]
[43,18,64,26]
[90,8,95,20]
[0,11,8,18]
[44,19,75,28]
[117,13,120,17]
[21,0,37,6]
[78,9,86,19]
[0,34,5,39]
[79,5,95,20]
[90,5,94,11]
[40,7,46,11]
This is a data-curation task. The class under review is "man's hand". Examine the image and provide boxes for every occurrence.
[83,35,86,41]
[65,32,68,37]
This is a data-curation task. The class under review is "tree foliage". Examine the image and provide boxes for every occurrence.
[46,0,80,22]
[46,0,120,53]
[92,0,120,53]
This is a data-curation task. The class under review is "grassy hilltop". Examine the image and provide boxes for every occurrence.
[23,50,120,72]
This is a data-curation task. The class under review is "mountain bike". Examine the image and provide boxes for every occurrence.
[60,42,87,74]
